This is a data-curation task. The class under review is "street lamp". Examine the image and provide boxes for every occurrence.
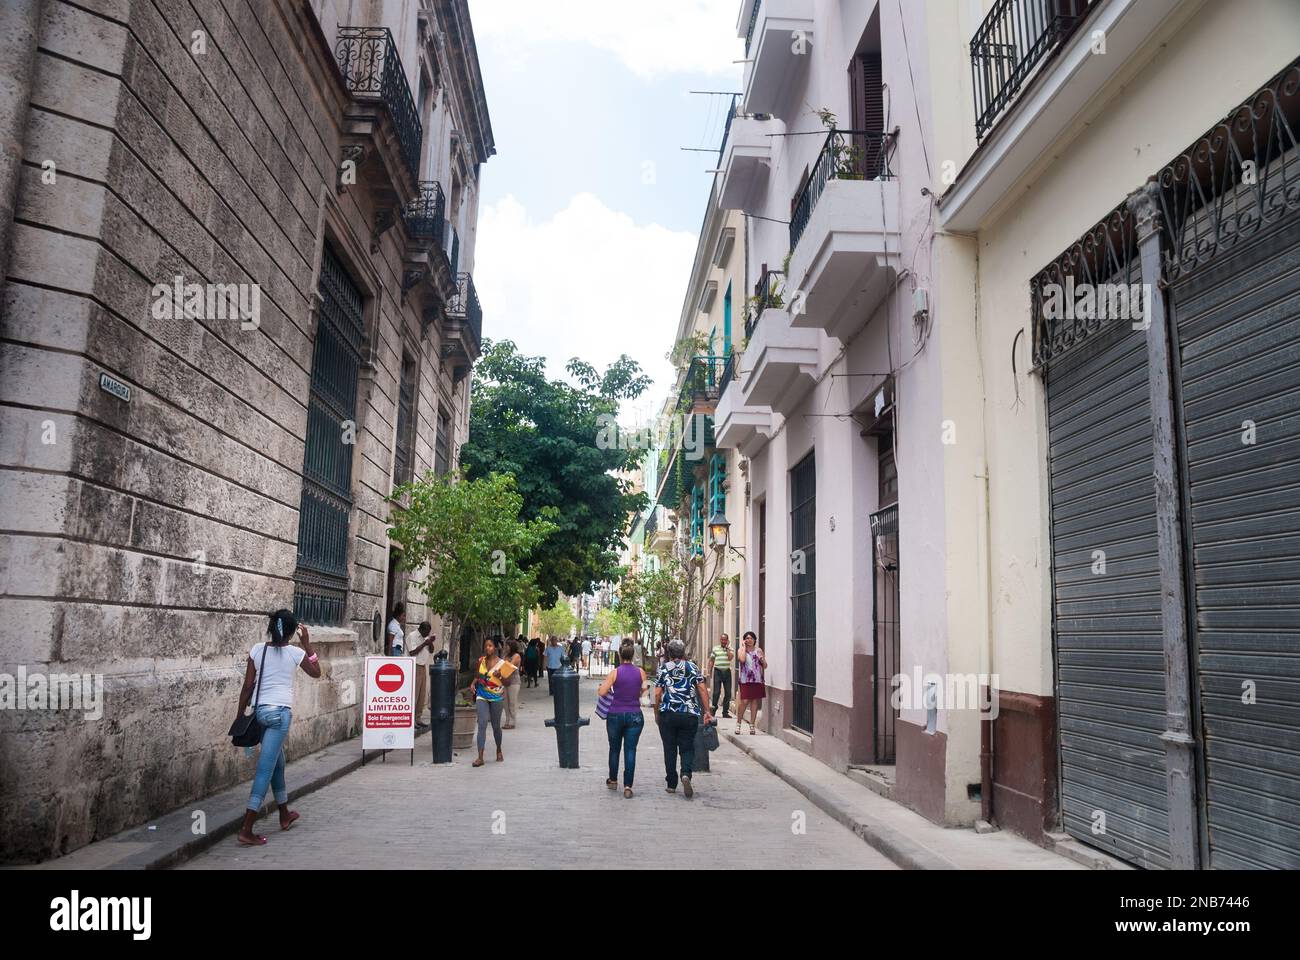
[708,511,730,550]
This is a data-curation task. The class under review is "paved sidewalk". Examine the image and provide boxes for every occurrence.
[179,676,897,870]
[722,727,1085,870]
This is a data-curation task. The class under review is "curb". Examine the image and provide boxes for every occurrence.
[24,734,428,871]
[142,752,368,870]
[725,731,957,870]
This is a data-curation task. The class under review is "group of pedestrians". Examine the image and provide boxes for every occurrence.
[598,633,765,799]
[230,605,767,845]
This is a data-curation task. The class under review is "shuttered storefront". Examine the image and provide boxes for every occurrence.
[1045,301,1172,869]
[1170,212,1300,869]
[1040,59,1300,869]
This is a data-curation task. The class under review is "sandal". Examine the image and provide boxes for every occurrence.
[472,757,485,767]
[606,778,618,789]
[624,787,633,799]
[280,811,300,831]
[496,750,504,763]
[237,833,267,846]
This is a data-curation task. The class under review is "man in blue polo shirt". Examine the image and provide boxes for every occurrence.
[544,636,564,694]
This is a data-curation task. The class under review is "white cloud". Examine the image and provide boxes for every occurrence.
[473,193,696,423]
[469,0,744,79]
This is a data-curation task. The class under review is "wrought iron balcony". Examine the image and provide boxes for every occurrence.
[447,272,482,345]
[790,130,893,255]
[679,356,729,415]
[744,0,760,53]
[747,268,785,338]
[404,181,446,246]
[971,0,1094,141]
[336,26,423,181]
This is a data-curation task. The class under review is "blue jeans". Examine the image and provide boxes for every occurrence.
[606,711,644,788]
[247,705,291,812]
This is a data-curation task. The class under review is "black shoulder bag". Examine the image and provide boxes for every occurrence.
[228,643,270,747]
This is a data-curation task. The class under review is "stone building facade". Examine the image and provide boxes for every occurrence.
[0,0,492,862]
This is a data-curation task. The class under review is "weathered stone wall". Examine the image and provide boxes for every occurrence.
[0,0,479,862]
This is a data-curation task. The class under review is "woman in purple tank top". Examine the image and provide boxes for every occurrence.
[597,641,646,798]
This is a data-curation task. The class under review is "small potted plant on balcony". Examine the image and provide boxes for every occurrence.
[815,107,868,180]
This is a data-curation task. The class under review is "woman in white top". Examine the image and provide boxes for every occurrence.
[235,610,322,846]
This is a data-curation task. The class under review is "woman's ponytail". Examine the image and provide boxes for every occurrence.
[268,608,299,646]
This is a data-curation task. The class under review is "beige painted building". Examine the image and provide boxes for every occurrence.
[710,0,1300,870]
[928,0,1300,868]
[656,184,750,671]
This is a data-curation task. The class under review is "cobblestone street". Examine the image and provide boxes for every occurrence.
[182,678,896,870]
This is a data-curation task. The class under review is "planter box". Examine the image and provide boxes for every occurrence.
[453,704,476,751]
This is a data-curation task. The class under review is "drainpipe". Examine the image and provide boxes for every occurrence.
[974,455,994,825]
[0,0,42,301]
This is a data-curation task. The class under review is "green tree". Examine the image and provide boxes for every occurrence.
[619,563,682,648]
[386,471,557,673]
[592,605,631,639]
[535,598,578,639]
[460,340,651,605]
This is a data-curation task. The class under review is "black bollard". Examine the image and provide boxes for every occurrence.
[692,688,712,772]
[544,663,589,768]
[429,653,456,764]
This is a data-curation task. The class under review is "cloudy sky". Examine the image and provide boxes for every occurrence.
[467,0,744,425]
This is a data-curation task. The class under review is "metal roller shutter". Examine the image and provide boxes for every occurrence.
[1047,318,1171,869]
[1170,212,1300,869]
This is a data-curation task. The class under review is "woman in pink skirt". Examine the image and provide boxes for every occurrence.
[735,631,766,734]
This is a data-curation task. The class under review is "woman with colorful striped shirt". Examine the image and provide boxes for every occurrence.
[469,636,510,767]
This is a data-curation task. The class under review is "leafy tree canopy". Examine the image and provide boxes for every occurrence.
[462,339,651,605]
[386,471,557,668]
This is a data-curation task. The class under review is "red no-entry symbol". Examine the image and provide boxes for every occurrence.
[376,663,404,693]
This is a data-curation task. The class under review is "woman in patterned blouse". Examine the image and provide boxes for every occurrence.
[469,636,511,767]
[653,640,714,798]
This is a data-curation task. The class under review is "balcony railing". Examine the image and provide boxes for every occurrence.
[679,355,729,413]
[404,181,446,246]
[744,0,760,53]
[789,130,893,255]
[447,272,482,345]
[336,26,423,181]
[718,94,738,165]
[718,352,737,394]
[971,0,1094,141]
[747,268,785,338]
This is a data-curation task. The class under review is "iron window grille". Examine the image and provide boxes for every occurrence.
[393,356,417,489]
[789,130,894,256]
[434,410,451,476]
[870,504,900,763]
[790,451,817,734]
[293,245,365,625]
[335,26,423,182]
